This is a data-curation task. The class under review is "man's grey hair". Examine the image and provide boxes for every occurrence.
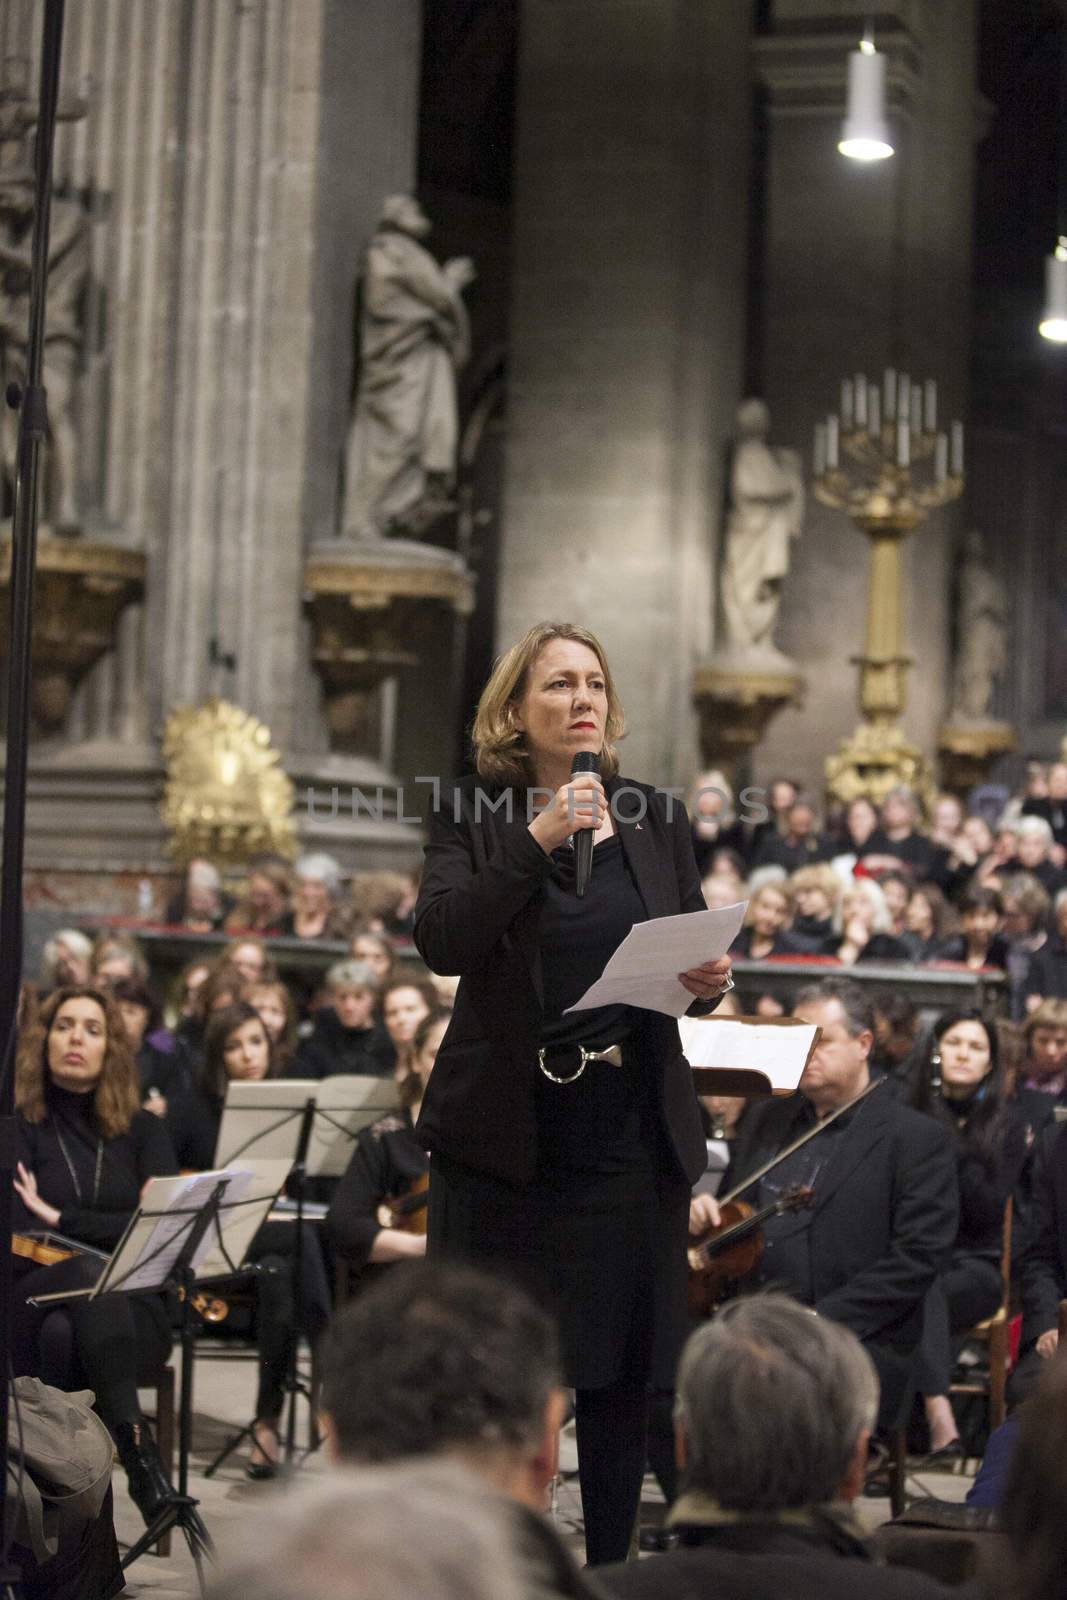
[326,958,379,996]
[209,1460,523,1600]
[1015,815,1054,848]
[793,976,874,1038]
[675,1294,879,1510]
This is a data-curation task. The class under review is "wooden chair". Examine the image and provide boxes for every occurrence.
[949,1198,1013,1436]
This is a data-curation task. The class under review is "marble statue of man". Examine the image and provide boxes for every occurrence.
[720,398,805,656]
[0,168,89,529]
[342,195,475,540]
[951,530,1008,721]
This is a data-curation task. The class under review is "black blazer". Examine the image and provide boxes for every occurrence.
[413,773,712,1187]
[1020,1119,1067,1348]
[725,1083,959,1352]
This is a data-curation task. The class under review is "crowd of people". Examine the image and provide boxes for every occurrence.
[12,641,1067,1597]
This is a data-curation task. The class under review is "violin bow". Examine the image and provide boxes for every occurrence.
[715,1074,886,1210]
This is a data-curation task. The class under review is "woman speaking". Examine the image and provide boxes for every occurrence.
[414,622,732,1564]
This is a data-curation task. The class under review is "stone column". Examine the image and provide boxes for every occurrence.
[498,0,754,784]
[751,0,977,800]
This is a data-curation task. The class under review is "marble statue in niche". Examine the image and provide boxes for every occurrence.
[341,194,476,541]
[0,165,89,530]
[951,529,1008,721]
[720,398,805,659]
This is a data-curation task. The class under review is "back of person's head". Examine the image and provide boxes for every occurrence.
[998,1357,1067,1600]
[321,1262,559,1477]
[209,1460,524,1600]
[675,1293,878,1511]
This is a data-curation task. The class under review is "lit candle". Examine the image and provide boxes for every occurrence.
[935,432,948,482]
[910,387,923,435]
[814,421,827,476]
[896,418,910,468]
[951,421,964,476]
[841,379,854,432]
[855,374,867,429]
[897,372,911,423]
[884,367,897,421]
[924,379,937,434]
[869,385,881,440]
[827,413,840,469]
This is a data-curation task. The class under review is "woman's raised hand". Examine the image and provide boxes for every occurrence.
[529,772,607,855]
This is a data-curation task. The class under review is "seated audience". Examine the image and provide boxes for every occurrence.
[752,798,832,874]
[830,794,881,880]
[746,775,800,865]
[12,987,179,1525]
[722,978,958,1432]
[214,1463,526,1600]
[1023,887,1067,1009]
[870,993,923,1088]
[220,936,277,987]
[1013,1119,1067,1408]
[295,960,395,1079]
[906,1011,1026,1458]
[902,882,952,961]
[380,976,438,1080]
[864,785,939,879]
[39,929,92,993]
[686,769,748,876]
[829,879,910,964]
[1008,815,1067,896]
[599,1295,957,1600]
[224,853,293,935]
[90,933,149,987]
[878,869,914,940]
[1000,872,1052,1014]
[320,1262,600,1597]
[163,857,233,931]
[165,1001,331,1477]
[702,874,745,911]
[730,882,795,960]
[935,885,1009,969]
[1021,759,1067,848]
[1011,999,1067,1140]
[786,862,840,952]
[326,1012,447,1270]
[243,975,300,1074]
[280,852,351,941]
[348,927,398,996]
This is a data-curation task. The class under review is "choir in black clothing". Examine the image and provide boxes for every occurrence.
[11,986,180,1525]
[165,1001,331,1477]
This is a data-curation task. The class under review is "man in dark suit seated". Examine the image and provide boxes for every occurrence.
[718,976,959,1432]
[599,1295,958,1600]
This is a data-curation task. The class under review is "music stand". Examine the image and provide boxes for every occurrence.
[30,1163,289,1595]
[206,1076,400,1474]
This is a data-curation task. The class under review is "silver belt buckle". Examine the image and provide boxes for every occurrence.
[537,1041,623,1085]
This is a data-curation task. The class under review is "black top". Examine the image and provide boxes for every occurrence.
[788,914,835,954]
[294,1007,396,1079]
[164,1079,223,1173]
[755,1099,860,1304]
[136,1040,185,1102]
[1024,938,1067,1003]
[935,933,1010,970]
[14,1083,178,1250]
[535,835,655,1173]
[823,931,911,963]
[864,828,940,877]
[326,1108,427,1269]
[937,1095,1027,1257]
[729,927,799,960]
[753,834,834,874]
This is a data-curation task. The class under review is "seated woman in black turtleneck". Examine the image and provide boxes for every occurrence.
[12,986,180,1526]
[326,1010,447,1274]
[906,1010,1026,1458]
[729,882,797,961]
[165,1001,331,1478]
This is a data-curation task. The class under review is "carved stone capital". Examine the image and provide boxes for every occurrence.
[692,657,805,779]
[938,720,1017,795]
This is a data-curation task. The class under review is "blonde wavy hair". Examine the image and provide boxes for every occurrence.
[16,985,140,1139]
[471,622,626,785]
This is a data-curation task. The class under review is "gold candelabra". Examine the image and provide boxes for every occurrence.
[813,369,964,809]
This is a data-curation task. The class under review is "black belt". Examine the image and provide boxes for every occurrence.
[537,1041,624,1085]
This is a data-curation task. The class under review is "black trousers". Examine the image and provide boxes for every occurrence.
[914,1254,1002,1396]
[246,1220,331,1420]
[11,1254,172,1429]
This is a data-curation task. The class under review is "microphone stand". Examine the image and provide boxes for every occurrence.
[0,7,66,1593]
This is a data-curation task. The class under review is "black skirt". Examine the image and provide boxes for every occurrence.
[427,1146,689,1392]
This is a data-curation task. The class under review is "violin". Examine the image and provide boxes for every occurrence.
[377,1170,429,1235]
[686,1185,815,1320]
[11,1230,229,1322]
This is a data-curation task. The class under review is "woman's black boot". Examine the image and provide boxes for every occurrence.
[114,1419,178,1525]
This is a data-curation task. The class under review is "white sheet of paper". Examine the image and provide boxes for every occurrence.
[677,1017,819,1094]
[563,902,747,1019]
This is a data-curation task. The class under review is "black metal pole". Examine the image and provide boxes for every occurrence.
[0,1,66,1579]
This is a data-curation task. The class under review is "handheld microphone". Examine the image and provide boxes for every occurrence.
[571,751,600,898]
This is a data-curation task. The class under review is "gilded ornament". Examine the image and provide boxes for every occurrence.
[161,698,295,865]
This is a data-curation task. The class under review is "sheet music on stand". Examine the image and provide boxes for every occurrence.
[27,1160,292,1305]
[215,1076,401,1178]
